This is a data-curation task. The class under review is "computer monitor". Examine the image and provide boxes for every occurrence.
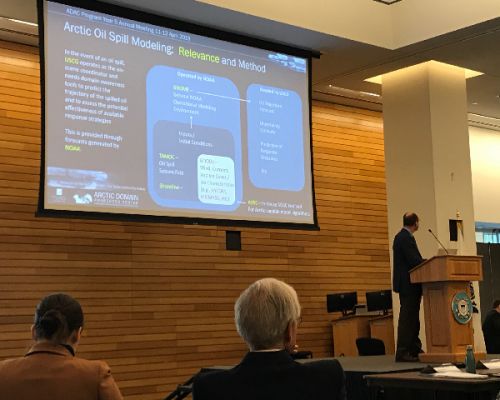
[326,292,357,316]
[366,289,392,315]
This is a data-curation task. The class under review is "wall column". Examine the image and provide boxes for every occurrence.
[379,61,484,352]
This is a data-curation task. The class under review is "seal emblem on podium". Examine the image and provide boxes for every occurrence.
[451,292,473,324]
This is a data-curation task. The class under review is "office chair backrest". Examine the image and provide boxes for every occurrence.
[356,337,385,356]
[291,350,313,360]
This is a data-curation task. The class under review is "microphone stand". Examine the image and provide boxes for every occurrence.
[163,373,197,400]
[428,228,448,254]
[163,367,226,400]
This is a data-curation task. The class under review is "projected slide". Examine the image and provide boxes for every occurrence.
[42,0,315,225]
[247,84,304,191]
[147,66,242,211]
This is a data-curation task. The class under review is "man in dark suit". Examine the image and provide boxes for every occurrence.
[192,278,346,400]
[393,212,424,362]
[482,299,500,354]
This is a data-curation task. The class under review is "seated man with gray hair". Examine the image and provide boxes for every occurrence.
[192,278,346,400]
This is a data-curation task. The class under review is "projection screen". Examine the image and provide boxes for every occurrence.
[39,0,318,228]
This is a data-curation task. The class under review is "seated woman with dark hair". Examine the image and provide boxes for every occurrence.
[0,293,123,400]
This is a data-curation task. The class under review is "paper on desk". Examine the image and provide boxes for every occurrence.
[433,371,489,379]
[433,364,460,373]
[482,359,500,369]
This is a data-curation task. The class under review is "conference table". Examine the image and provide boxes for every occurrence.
[365,370,500,400]
[164,354,500,400]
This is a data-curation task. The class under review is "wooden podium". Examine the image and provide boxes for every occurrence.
[409,255,484,363]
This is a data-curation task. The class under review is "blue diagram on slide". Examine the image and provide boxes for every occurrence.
[247,84,304,191]
[146,66,242,211]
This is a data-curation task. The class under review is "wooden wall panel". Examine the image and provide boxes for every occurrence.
[0,40,390,399]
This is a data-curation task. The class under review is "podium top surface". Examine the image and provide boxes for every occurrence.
[410,255,483,283]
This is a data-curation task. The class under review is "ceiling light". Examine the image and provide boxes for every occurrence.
[6,18,38,27]
[361,91,380,97]
[365,61,483,84]
[373,0,403,4]
[318,85,382,103]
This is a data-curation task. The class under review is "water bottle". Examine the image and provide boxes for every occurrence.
[465,344,476,373]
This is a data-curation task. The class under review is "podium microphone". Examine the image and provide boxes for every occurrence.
[428,228,448,254]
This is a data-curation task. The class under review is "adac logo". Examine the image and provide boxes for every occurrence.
[451,292,473,325]
[73,193,93,205]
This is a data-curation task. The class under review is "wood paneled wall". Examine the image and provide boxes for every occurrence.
[0,40,389,399]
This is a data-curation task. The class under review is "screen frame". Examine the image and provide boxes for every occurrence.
[36,0,320,230]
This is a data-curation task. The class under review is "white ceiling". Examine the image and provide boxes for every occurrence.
[196,0,500,49]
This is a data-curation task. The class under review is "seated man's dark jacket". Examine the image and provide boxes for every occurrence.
[392,228,423,295]
[192,350,346,400]
[482,309,500,354]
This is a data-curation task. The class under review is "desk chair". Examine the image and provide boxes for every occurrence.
[356,337,385,356]
[291,350,313,360]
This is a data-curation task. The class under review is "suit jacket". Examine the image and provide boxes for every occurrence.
[0,342,122,400]
[482,309,500,354]
[392,228,423,295]
[192,350,346,400]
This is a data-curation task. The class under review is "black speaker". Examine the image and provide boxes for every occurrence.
[449,219,459,242]
[226,231,241,251]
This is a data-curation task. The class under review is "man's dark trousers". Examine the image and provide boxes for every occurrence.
[397,288,422,357]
